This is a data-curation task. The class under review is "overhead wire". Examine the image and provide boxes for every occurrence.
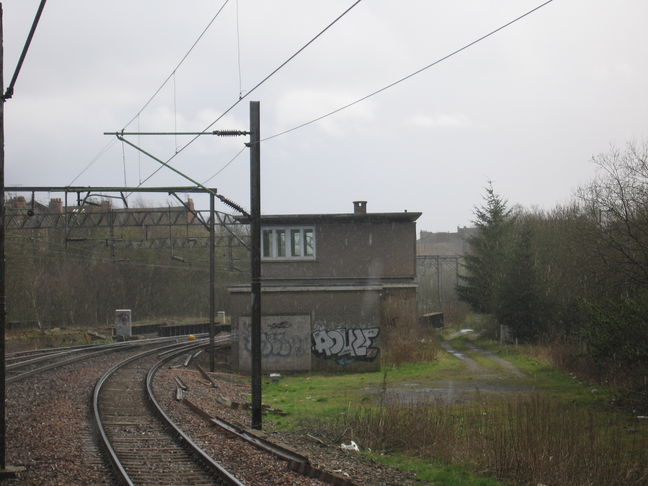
[202,147,246,185]
[158,0,553,183]
[135,0,364,187]
[68,139,118,185]
[261,0,555,143]
[66,0,230,186]
[236,0,243,99]
[120,0,231,131]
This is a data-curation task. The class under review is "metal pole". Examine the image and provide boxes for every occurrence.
[209,193,215,372]
[249,101,262,430]
[436,255,442,307]
[0,4,7,469]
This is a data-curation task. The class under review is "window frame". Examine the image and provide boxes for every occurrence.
[261,226,316,261]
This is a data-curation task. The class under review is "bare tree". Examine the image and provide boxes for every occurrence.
[577,141,648,288]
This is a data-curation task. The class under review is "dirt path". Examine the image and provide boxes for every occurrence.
[376,338,533,406]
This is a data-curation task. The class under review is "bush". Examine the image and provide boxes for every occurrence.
[381,326,438,367]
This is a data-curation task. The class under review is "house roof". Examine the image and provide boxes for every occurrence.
[237,211,422,225]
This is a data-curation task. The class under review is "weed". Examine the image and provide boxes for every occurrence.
[333,394,648,486]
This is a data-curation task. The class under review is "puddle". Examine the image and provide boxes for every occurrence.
[368,380,536,406]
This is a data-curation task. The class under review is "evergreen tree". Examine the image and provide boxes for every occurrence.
[457,183,511,313]
[495,222,545,341]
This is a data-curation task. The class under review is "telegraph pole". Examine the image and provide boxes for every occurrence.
[249,101,262,430]
[209,192,215,372]
[0,3,7,470]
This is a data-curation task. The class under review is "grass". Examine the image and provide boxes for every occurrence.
[338,394,647,486]
[262,331,648,485]
[473,339,618,408]
[372,453,508,486]
[263,353,462,429]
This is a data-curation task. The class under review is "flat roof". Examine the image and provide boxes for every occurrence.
[237,211,421,224]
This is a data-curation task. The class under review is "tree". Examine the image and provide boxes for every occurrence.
[495,221,545,341]
[577,141,648,288]
[457,183,512,314]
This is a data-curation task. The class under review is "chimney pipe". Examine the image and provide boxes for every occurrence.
[353,201,367,215]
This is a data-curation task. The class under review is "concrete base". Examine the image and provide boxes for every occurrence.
[0,465,26,478]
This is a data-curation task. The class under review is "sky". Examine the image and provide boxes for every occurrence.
[3,0,648,233]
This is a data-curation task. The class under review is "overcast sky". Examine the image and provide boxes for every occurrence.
[3,0,647,232]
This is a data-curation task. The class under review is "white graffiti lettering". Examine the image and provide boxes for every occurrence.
[311,327,380,361]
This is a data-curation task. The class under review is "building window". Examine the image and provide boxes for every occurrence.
[262,226,315,260]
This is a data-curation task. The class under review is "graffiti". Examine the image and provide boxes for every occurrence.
[311,327,380,363]
[238,315,311,370]
[244,331,308,358]
[268,320,291,330]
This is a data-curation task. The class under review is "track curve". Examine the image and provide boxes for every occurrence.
[93,339,244,486]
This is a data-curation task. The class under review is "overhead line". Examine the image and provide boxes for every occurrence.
[67,139,117,186]
[136,0,364,187]
[67,1,230,186]
[202,147,246,184]
[121,0,231,130]
[262,0,555,142]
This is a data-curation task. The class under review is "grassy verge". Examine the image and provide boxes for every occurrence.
[371,453,508,486]
[264,352,462,429]
[473,339,620,408]
[263,337,647,486]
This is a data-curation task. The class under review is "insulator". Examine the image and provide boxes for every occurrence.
[214,130,248,137]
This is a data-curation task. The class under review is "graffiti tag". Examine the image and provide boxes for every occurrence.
[268,321,291,330]
[244,331,307,358]
[311,327,380,363]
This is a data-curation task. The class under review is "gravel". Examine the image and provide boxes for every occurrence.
[155,355,418,486]
[5,348,136,485]
[3,344,417,485]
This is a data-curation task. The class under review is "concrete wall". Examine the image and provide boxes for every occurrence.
[237,315,311,371]
[229,285,419,372]
[262,221,417,280]
[229,287,388,372]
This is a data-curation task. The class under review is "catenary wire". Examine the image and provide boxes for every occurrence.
[236,0,243,99]
[183,0,554,181]
[202,147,246,185]
[261,0,555,143]
[120,0,231,131]
[135,0,364,188]
[68,139,118,185]
[66,1,231,187]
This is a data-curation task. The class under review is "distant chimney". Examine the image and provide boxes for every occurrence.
[14,196,26,208]
[49,198,63,213]
[353,201,367,215]
[186,198,196,224]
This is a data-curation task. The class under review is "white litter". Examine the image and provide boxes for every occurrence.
[340,440,360,452]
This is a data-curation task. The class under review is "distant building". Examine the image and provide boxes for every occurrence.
[228,201,421,372]
[416,227,477,312]
[417,227,477,256]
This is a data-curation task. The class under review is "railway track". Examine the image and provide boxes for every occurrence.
[93,339,244,486]
[6,335,205,384]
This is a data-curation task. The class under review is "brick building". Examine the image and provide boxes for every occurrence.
[228,201,421,372]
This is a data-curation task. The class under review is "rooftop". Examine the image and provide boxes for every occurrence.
[238,201,421,225]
